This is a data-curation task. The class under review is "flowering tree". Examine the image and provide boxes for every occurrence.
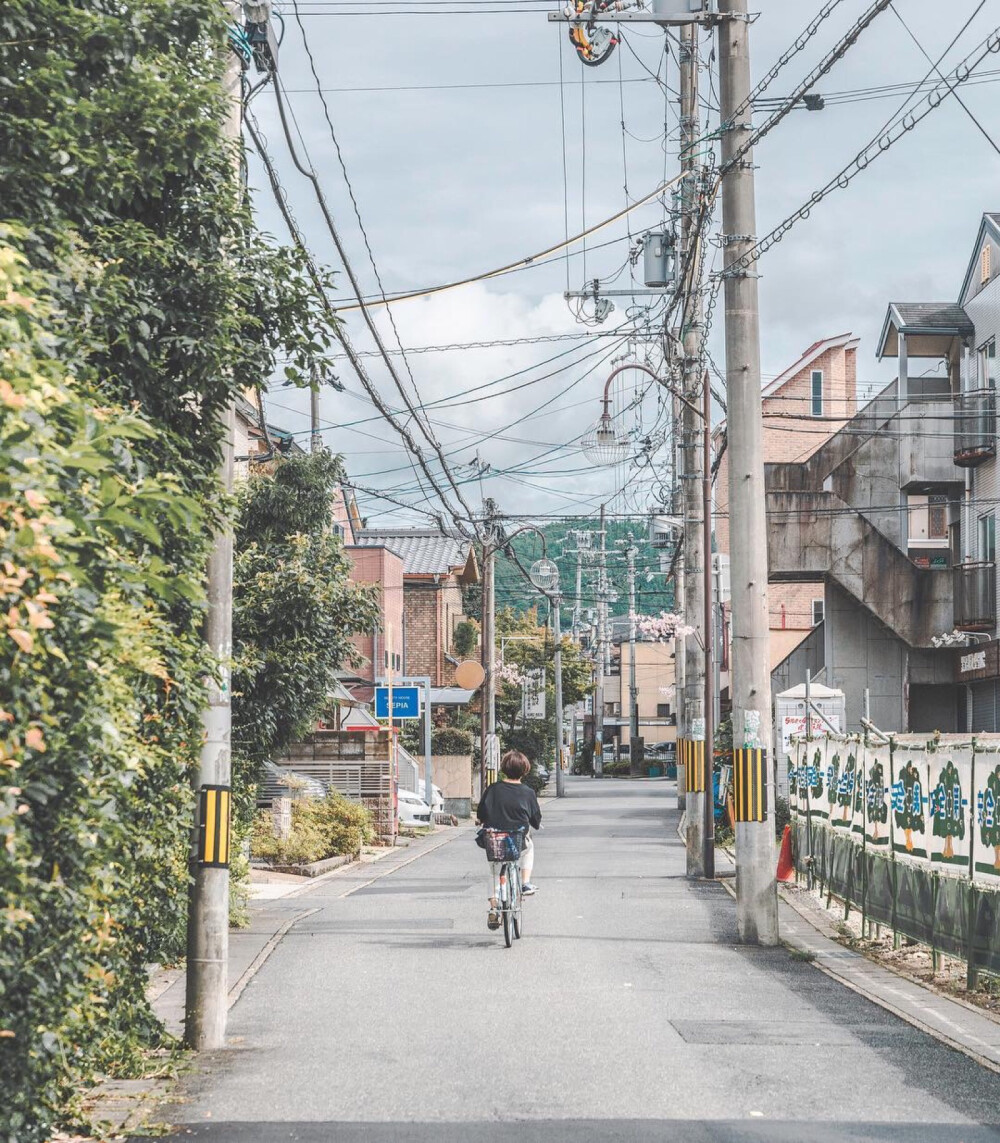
[636,612,692,641]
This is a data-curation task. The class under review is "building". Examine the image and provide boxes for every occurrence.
[601,624,677,757]
[345,543,406,696]
[715,334,859,669]
[353,528,480,687]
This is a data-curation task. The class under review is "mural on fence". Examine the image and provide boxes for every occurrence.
[789,735,1000,883]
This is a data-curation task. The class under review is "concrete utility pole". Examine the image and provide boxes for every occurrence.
[718,0,779,944]
[593,505,607,778]
[185,2,243,1051]
[480,538,497,791]
[626,537,641,775]
[310,366,321,454]
[552,592,565,798]
[677,20,711,880]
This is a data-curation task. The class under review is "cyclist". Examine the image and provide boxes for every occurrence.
[477,749,542,930]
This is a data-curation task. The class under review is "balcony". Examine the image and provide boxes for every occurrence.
[953,561,997,632]
[954,389,997,467]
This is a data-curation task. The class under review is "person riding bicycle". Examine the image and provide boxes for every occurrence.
[477,749,542,931]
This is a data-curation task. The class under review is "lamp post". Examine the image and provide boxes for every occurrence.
[529,556,565,799]
[582,362,714,877]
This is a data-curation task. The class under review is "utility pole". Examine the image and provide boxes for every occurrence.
[677,20,711,880]
[718,0,778,944]
[626,537,641,776]
[593,505,607,778]
[480,530,498,792]
[553,590,565,798]
[310,366,321,454]
[185,1,243,1051]
[572,537,585,640]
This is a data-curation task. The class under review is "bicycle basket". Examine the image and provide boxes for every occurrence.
[483,830,524,862]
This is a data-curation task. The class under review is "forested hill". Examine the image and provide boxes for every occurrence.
[492,518,676,620]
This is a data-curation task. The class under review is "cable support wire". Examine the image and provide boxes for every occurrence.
[243,105,471,537]
[732,17,1000,272]
[265,69,482,534]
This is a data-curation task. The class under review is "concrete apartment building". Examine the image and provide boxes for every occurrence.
[763,215,1000,732]
[715,333,859,671]
[353,528,480,687]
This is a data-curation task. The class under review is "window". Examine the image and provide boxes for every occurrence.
[928,495,948,541]
[983,244,992,286]
[656,703,671,718]
[981,515,996,563]
[812,599,825,625]
[811,370,823,417]
[980,339,997,391]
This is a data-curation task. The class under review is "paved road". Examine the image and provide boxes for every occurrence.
[156,778,1000,1142]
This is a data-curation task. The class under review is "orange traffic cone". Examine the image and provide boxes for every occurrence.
[776,824,795,883]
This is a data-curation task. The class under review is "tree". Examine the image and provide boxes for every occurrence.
[2,1,340,1131]
[232,452,379,825]
[894,761,925,853]
[931,759,965,860]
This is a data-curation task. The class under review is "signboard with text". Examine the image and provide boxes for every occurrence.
[375,686,421,720]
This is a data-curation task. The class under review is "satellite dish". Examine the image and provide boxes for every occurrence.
[455,660,486,690]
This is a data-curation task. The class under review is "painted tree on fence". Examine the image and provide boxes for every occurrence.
[931,759,965,860]
[809,748,824,801]
[979,765,1000,870]
[827,753,841,814]
[837,752,857,822]
[894,760,925,853]
[866,757,888,841]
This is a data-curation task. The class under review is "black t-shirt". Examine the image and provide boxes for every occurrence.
[477,780,542,833]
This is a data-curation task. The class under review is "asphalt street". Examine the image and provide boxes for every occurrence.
[155,778,1000,1142]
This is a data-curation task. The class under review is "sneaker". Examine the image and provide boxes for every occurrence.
[521,883,538,896]
[487,909,501,930]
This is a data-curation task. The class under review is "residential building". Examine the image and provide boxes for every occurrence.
[601,629,677,757]
[345,543,406,696]
[715,334,859,670]
[353,528,481,687]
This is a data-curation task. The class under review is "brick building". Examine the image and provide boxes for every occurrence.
[353,528,480,687]
[715,333,859,668]
[345,544,406,693]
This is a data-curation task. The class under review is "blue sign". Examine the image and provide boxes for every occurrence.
[375,686,421,720]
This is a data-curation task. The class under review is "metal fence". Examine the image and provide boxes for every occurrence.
[789,733,1000,981]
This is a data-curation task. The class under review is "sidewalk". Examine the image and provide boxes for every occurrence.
[150,827,467,1037]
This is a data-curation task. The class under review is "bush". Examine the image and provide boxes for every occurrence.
[573,741,594,776]
[432,727,473,756]
[523,766,546,795]
[452,619,479,657]
[774,795,791,841]
[251,793,373,866]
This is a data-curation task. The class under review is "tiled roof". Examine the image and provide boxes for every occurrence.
[890,303,973,334]
[354,528,473,576]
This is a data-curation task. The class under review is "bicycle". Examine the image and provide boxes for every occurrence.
[483,828,525,948]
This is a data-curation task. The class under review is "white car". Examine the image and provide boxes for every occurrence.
[417,780,444,815]
[397,789,432,826]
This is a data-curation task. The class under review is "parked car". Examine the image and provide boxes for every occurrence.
[532,763,550,785]
[416,780,444,814]
[397,789,432,826]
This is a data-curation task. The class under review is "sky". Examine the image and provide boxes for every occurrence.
[247,0,1000,530]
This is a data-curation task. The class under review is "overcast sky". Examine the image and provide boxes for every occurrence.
[249,0,1000,528]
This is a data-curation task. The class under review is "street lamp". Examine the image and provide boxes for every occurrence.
[585,360,715,877]
[581,375,632,466]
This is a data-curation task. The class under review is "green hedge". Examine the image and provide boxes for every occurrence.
[432,727,474,756]
[251,794,374,866]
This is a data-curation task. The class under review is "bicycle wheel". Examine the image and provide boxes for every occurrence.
[512,867,523,939]
[501,863,513,948]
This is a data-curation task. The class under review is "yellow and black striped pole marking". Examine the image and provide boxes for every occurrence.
[687,740,707,792]
[732,748,768,823]
[198,784,231,867]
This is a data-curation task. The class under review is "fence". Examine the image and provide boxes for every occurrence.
[789,733,1000,980]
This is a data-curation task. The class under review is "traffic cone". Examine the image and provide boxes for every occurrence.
[776,824,795,883]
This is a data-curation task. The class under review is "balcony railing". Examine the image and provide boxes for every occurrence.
[953,561,997,632]
[955,389,997,467]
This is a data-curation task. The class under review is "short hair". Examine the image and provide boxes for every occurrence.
[500,750,531,780]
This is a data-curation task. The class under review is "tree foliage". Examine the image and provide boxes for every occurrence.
[232,452,380,828]
[1,1,344,1134]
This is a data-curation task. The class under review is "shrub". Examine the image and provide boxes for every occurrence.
[251,793,373,866]
[432,727,474,756]
[774,795,791,840]
[452,619,479,657]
